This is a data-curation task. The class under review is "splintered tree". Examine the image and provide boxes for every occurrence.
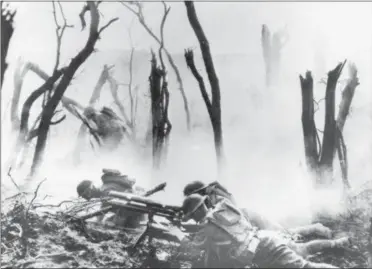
[149,51,171,170]
[6,61,66,171]
[9,1,118,178]
[121,1,191,132]
[184,1,225,174]
[299,60,359,189]
[1,2,16,88]
[261,24,288,87]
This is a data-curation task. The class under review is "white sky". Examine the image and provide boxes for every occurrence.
[6,1,372,62]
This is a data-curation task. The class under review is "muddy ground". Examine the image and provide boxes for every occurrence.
[1,187,372,268]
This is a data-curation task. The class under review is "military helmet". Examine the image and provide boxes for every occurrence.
[77,180,93,197]
[182,193,207,221]
[183,180,207,196]
[83,106,96,119]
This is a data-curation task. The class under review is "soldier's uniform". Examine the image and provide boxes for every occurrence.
[84,107,127,152]
[191,198,337,268]
[204,182,236,206]
[100,169,147,228]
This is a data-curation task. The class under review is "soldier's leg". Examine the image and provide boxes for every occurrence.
[288,237,351,256]
[254,231,339,268]
[289,223,332,238]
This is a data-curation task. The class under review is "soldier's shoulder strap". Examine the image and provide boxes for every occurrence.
[209,181,231,195]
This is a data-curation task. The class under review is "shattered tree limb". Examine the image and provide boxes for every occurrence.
[299,60,357,188]
[121,1,191,131]
[149,52,171,169]
[335,63,359,190]
[29,1,118,177]
[184,50,213,127]
[318,61,346,183]
[126,45,140,130]
[184,1,225,173]
[8,70,63,171]
[1,3,16,89]
[299,71,319,175]
[11,61,51,132]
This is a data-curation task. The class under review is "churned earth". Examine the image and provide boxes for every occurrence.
[1,186,372,268]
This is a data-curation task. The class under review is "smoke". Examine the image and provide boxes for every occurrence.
[1,2,371,228]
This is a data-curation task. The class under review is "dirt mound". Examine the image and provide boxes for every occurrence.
[0,196,202,268]
[1,188,371,268]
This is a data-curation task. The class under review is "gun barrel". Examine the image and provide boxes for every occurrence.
[108,199,177,218]
[108,191,181,212]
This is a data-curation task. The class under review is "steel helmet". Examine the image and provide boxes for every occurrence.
[183,180,207,196]
[77,180,93,197]
[182,193,207,221]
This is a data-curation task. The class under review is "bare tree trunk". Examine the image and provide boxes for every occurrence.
[261,24,288,87]
[184,1,225,173]
[334,63,359,190]
[29,2,118,177]
[318,61,346,184]
[7,72,62,171]
[299,61,357,188]
[121,1,191,131]
[149,53,171,170]
[1,3,16,89]
[299,71,319,176]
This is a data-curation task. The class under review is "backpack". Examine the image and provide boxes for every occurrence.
[101,169,136,189]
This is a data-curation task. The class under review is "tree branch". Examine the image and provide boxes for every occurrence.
[11,61,51,131]
[98,18,119,35]
[319,60,346,167]
[106,70,132,127]
[158,1,170,71]
[184,49,212,116]
[7,167,20,191]
[30,1,116,175]
[50,110,66,125]
[121,1,191,131]
[299,71,320,173]
[52,1,73,73]
[128,47,135,125]
[336,126,350,189]
[336,63,359,133]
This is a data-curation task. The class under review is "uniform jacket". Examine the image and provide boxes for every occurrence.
[193,198,259,266]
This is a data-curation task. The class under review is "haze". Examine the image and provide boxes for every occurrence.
[2,1,372,225]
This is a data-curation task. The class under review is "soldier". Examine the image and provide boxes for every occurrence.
[183,180,235,206]
[183,181,334,239]
[181,193,350,268]
[76,169,147,228]
[83,106,129,152]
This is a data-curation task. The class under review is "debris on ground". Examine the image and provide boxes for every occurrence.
[1,185,372,268]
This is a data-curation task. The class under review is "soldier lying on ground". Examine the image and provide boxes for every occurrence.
[181,193,351,268]
[76,169,147,228]
[183,181,335,240]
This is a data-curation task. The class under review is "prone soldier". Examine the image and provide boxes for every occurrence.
[76,168,147,228]
[183,181,339,242]
[181,193,350,268]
